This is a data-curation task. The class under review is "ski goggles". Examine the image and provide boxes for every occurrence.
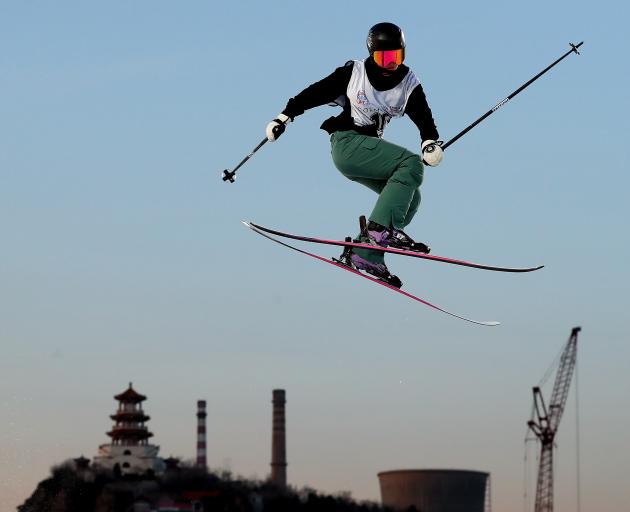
[372,48,405,68]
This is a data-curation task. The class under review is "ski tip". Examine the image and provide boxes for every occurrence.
[520,264,544,272]
[484,321,501,327]
[242,220,253,229]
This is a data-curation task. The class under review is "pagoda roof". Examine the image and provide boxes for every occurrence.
[73,456,91,469]
[114,382,146,402]
[163,456,181,470]
[110,412,150,422]
[107,427,153,439]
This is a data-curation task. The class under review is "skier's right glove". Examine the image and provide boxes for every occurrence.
[266,113,291,142]
[421,139,444,167]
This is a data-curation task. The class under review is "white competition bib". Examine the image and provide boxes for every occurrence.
[347,59,419,137]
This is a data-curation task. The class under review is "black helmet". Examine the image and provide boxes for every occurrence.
[366,22,406,53]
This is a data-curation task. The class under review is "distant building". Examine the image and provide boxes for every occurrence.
[93,382,165,476]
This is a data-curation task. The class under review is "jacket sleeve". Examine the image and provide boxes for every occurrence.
[281,62,353,119]
[405,83,439,142]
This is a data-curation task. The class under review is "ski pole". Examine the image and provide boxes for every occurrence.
[222,137,268,183]
[440,42,583,151]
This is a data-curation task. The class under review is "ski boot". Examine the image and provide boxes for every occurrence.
[361,216,431,254]
[335,236,403,288]
[350,252,403,288]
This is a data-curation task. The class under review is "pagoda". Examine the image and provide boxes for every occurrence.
[93,383,165,476]
[108,383,152,446]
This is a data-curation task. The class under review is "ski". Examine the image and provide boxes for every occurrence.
[244,221,500,327]
[246,221,543,273]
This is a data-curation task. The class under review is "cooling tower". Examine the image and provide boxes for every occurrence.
[378,469,488,512]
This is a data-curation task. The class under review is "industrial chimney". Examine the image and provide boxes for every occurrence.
[196,400,207,470]
[270,389,287,487]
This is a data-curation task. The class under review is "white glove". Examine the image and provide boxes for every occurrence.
[421,139,444,167]
[266,113,291,142]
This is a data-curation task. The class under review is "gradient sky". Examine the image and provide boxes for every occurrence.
[1,1,628,511]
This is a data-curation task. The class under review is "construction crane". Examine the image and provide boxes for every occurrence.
[527,327,580,512]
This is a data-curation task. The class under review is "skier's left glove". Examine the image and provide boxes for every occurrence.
[266,113,291,142]
[421,140,444,167]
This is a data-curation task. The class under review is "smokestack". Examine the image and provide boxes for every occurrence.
[196,400,207,470]
[270,389,287,487]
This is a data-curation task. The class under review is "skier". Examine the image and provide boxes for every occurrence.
[265,22,443,288]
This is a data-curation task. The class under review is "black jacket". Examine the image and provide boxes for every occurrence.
[281,57,439,141]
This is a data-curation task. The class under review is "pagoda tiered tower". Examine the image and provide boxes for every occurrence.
[93,383,165,475]
[108,383,152,446]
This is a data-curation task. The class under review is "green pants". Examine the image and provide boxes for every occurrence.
[330,130,424,264]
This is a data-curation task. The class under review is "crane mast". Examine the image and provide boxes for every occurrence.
[527,327,580,512]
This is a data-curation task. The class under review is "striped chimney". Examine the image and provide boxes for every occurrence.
[196,400,207,470]
[270,389,287,488]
